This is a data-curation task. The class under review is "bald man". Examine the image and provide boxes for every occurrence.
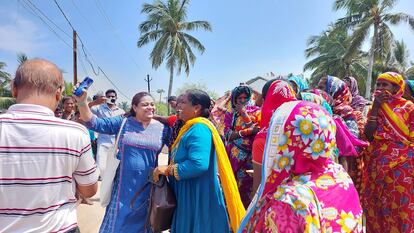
[0,59,99,232]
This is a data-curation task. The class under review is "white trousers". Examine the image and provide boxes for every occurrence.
[96,142,114,177]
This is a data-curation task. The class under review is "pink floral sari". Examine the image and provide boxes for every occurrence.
[238,101,363,233]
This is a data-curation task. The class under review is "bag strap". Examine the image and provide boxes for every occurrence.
[130,182,150,211]
[112,117,127,159]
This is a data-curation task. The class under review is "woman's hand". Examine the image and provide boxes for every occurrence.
[72,83,93,122]
[153,166,168,182]
[72,83,89,104]
[235,103,246,115]
[373,92,390,107]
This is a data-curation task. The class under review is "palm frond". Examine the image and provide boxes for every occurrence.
[150,34,171,68]
[137,30,164,47]
[381,0,398,11]
[376,23,394,61]
[343,16,373,61]
[181,33,205,53]
[181,20,212,32]
[384,13,414,30]
[0,97,15,110]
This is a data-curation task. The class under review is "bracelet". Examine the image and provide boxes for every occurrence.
[238,130,243,138]
[78,102,87,107]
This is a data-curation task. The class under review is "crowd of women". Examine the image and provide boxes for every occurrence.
[71,71,414,233]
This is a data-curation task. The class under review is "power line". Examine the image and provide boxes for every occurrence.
[19,0,72,48]
[25,0,71,39]
[94,0,142,72]
[98,67,131,100]
[52,0,131,100]
[70,0,101,36]
[53,0,76,31]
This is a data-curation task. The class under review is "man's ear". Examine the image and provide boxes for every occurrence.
[11,82,17,98]
[56,86,63,102]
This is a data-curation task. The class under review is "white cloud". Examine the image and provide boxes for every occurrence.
[0,16,43,54]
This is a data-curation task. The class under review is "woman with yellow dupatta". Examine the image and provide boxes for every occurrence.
[153,89,245,233]
[363,72,414,232]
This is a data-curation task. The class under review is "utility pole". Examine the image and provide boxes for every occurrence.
[144,74,152,93]
[73,30,77,84]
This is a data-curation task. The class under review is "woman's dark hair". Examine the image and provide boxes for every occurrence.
[185,89,211,118]
[62,95,76,104]
[127,92,153,117]
[261,78,277,100]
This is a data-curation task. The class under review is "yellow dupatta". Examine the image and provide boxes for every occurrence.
[170,117,246,232]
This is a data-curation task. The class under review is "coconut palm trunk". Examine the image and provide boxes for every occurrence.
[167,65,174,114]
[365,22,379,99]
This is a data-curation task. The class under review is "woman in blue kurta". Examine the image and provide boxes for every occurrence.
[153,89,245,233]
[76,91,170,233]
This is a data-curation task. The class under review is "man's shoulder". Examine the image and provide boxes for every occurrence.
[1,113,90,136]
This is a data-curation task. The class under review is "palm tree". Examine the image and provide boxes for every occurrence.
[334,0,414,98]
[118,101,130,112]
[63,81,73,96]
[0,62,12,97]
[406,62,414,80]
[304,25,368,89]
[392,40,409,75]
[0,62,14,111]
[17,53,28,66]
[156,88,165,103]
[137,0,212,113]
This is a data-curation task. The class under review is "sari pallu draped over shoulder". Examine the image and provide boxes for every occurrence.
[170,117,245,232]
[363,72,414,232]
[375,72,414,145]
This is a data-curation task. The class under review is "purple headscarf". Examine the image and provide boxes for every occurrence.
[344,76,368,112]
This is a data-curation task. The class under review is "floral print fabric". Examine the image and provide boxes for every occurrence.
[239,101,362,233]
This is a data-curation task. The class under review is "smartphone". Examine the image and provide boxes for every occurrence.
[73,77,94,97]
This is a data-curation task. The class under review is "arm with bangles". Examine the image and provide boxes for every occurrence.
[153,124,210,182]
[365,93,388,141]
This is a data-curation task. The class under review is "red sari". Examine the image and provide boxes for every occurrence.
[363,72,414,232]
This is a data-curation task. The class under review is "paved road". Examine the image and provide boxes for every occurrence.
[77,153,169,232]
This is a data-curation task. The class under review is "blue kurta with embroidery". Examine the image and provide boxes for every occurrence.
[170,123,230,233]
[86,116,170,233]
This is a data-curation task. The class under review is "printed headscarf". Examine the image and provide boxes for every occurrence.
[231,85,252,109]
[344,76,368,111]
[300,92,333,115]
[288,75,309,92]
[304,88,334,107]
[239,101,337,231]
[256,80,297,140]
[324,76,357,121]
[377,72,405,98]
[405,80,414,97]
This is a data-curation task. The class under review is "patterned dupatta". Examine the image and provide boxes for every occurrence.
[288,75,309,92]
[326,76,356,121]
[374,72,414,145]
[239,101,338,231]
[256,80,296,140]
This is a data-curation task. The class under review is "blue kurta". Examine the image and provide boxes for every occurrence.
[170,123,230,233]
[86,116,169,233]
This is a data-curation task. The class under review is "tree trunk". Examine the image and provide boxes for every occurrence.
[167,65,174,115]
[365,23,378,99]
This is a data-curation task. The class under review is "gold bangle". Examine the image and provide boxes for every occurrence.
[173,164,180,180]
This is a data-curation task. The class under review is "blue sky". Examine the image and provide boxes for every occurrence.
[1,0,413,102]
